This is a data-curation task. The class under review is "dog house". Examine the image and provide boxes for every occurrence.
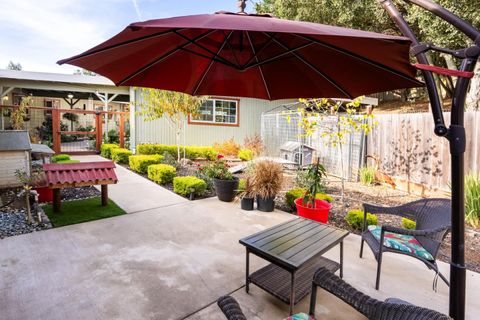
[280,141,315,167]
[0,130,31,188]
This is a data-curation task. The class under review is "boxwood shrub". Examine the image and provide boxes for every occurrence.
[128,154,163,174]
[137,144,217,160]
[238,149,254,161]
[285,188,334,210]
[56,160,80,164]
[173,176,207,196]
[100,144,119,159]
[148,164,176,184]
[402,218,416,230]
[111,148,133,164]
[345,209,378,230]
[52,154,71,163]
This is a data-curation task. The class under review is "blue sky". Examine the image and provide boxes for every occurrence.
[0,0,257,73]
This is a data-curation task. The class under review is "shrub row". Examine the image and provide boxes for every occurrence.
[100,144,119,159]
[148,164,176,184]
[52,154,71,163]
[285,188,334,210]
[129,154,163,174]
[137,144,217,161]
[111,148,132,164]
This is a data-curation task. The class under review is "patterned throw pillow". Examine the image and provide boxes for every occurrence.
[368,225,434,261]
[284,313,315,320]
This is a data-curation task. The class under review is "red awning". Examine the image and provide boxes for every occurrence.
[43,161,118,188]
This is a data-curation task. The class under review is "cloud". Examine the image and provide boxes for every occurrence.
[131,0,143,21]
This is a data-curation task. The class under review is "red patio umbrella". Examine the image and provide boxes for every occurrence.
[58,11,422,100]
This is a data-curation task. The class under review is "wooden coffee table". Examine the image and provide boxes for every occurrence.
[239,217,349,315]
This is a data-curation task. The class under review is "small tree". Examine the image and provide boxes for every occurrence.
[11,96,32,130]
[137,89,206,160]
[7,61,22,70]
[15,168,42,224]
[284,97,376,204]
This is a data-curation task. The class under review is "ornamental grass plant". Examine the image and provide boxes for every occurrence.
[251,160,283,199]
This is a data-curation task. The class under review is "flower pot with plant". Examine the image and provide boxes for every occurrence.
[202,160,238,202]
[238,177,255,210]
[295,160,332,223]
[251,160,283,212]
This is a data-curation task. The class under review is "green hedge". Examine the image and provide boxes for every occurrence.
[56,159,81,164]
[238,149,254,161]
[285,188,334,210]
[128,154,163,174]
[345,210,378,230]
[111,148,133,164]
[52,154,71,163]
[173,176,207,196]
[100,144,119,159]
[148,164,176,184]
[137,144,217,160]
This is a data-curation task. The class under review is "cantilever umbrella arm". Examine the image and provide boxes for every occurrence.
[378,1,480,319]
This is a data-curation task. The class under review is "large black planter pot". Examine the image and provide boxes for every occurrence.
[213,177,239,202]
[241,197,254,211]
[257,197,275,212]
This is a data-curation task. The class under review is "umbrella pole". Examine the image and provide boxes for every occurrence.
[378,1,479,319]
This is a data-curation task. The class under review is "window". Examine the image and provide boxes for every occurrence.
[190,98,239,126]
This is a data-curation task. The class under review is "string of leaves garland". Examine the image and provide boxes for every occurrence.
[282,97,377,204]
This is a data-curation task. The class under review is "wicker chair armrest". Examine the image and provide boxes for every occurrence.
[382,225,450,237]
[313,267,378,318]
[372,301,452,320]
[363,203,410,218]
[217,296,247,320]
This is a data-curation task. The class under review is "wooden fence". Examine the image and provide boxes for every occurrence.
[367,111,480,192]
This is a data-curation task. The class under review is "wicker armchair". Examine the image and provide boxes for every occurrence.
[360,198,451,290]
[309,267,451,320]
[217,295,247,320]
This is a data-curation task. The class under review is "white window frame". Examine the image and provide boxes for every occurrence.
[190,98,239,125]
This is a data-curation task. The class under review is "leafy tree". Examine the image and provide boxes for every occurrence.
[11,96,32,130]
[73,68,96,76]
[7,61,22,70]
[137,89,206,160]
[255,0,480,104]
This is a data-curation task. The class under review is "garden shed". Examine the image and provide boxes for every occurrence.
[0,130,31,188]
[280,141,315,167]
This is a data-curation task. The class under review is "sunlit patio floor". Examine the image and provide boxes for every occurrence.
[1,156,478,320]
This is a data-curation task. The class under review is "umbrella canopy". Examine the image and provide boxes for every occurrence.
[58,11,422,100]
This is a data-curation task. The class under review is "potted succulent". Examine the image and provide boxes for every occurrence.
[238,176,255,210]
[251,160,283,212]
[203,160,238,202]
[294,160,332,223]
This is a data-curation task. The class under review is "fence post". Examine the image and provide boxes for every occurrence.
[95,112,103,153]
[119,113,125,148]
[52,109,61,154]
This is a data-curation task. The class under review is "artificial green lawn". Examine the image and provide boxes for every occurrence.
[43,197,125,227]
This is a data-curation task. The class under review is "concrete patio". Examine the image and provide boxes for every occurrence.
[1,156,479,319]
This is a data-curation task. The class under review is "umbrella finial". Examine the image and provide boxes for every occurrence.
[237,0,247,14]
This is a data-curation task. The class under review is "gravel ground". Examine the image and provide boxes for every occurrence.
[0,206,51,239]
[61,186,101,201]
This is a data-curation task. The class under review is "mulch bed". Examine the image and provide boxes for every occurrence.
[276,176,480,273]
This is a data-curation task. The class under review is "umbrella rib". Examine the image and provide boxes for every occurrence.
[222,30,242,67]
[117,29,218,86]
[58,28,181,64]
[267,34,352,98]
[294,33,419,83]
[192,31,234,96]
[172,30,238,69]
[242,42,315,70]
[246,31,271,100]
[242,32,277,68]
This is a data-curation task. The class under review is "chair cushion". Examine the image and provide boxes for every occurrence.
[284,313,315,320]
[368,225,434,261]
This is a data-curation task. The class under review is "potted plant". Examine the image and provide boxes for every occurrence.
[294,160,332,223]
[251,160,283,212]
[238,176,255,210]
[203,160,238,202]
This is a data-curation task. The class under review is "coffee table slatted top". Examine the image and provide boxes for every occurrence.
[240,218,349,269]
